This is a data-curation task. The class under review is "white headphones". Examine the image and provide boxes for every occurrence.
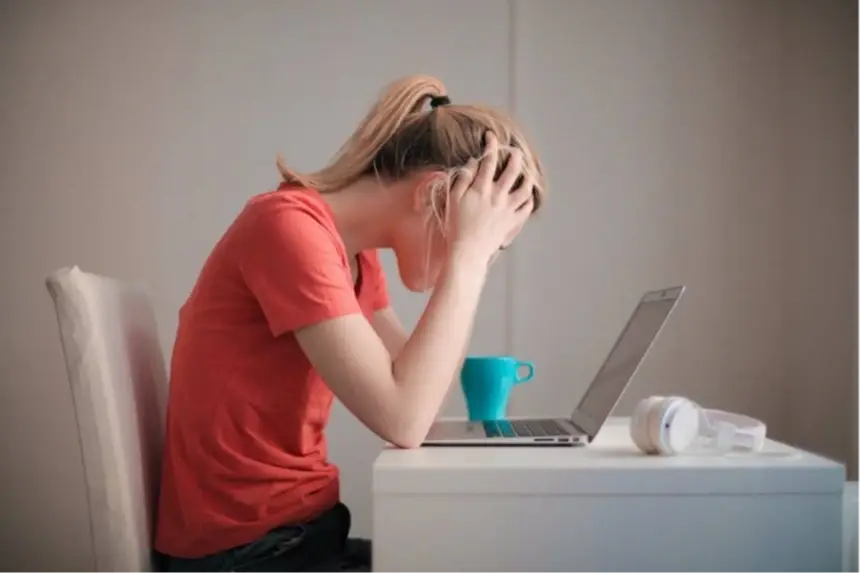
[630,396,767,455]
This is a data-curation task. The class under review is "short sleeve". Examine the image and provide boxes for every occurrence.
[363,249,391,312]
[239,202,361,336]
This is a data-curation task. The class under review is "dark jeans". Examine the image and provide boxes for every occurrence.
[159,503,370,572]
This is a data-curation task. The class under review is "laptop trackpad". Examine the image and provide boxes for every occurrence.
[425,420,484,441]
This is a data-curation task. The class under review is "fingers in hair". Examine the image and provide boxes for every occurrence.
[473,132,499,192]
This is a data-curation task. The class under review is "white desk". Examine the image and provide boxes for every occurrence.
[372,417,845,572]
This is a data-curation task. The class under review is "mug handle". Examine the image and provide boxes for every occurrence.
[514,361,535,384]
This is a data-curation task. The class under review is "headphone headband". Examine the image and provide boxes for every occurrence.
[699,408,767,452]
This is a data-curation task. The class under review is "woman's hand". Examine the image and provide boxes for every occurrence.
[448,132,534,267]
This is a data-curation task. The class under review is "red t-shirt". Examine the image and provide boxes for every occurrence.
[154,184,390,558]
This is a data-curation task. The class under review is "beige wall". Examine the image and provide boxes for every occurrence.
[851,0,860,479]
[782,0,858,483]
[0,0,855,570]
[851,2,860,479]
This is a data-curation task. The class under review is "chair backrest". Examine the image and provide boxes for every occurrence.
[46,266,167,572]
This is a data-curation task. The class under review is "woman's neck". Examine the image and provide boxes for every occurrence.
[320,177,407,257]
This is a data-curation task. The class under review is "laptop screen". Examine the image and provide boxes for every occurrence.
[570,289,682,438]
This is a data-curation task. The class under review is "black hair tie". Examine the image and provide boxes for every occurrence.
[429,95,451,109]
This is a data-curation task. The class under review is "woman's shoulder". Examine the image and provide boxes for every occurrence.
[245,184,333,222]
[235,184,345,257]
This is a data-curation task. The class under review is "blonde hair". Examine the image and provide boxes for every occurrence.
[277,74,546,214]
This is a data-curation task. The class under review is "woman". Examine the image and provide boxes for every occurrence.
[155,75,546,571]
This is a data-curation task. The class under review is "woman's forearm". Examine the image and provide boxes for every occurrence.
[391,248,488,445]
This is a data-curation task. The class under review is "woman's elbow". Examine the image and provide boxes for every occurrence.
[386,431,424,449]
[349,388,431,448]
[375,415,428,450]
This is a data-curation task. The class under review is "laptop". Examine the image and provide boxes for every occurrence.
[422,286,685,447]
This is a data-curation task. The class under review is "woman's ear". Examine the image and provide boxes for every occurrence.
[410,171,448,214]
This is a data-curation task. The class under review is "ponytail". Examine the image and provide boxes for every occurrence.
[277,75,447,193]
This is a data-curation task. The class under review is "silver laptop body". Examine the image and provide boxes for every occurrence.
[422,286,685,447]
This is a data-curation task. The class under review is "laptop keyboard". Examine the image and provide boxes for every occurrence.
[482,419,572,438]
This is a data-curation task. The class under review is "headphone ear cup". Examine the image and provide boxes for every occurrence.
[631,396,663,454]
[661,398,701,455]
[651,396,700,455]
[648,396,682,455]
[630,400,649,453]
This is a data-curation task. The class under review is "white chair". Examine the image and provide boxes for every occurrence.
[46,266,168,572]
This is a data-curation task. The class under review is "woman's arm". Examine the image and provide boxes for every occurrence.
[295,248,487,448]
[296,137,534,448]
[370,307,408,359]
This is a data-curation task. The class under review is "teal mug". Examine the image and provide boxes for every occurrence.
[460,356,535,421]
